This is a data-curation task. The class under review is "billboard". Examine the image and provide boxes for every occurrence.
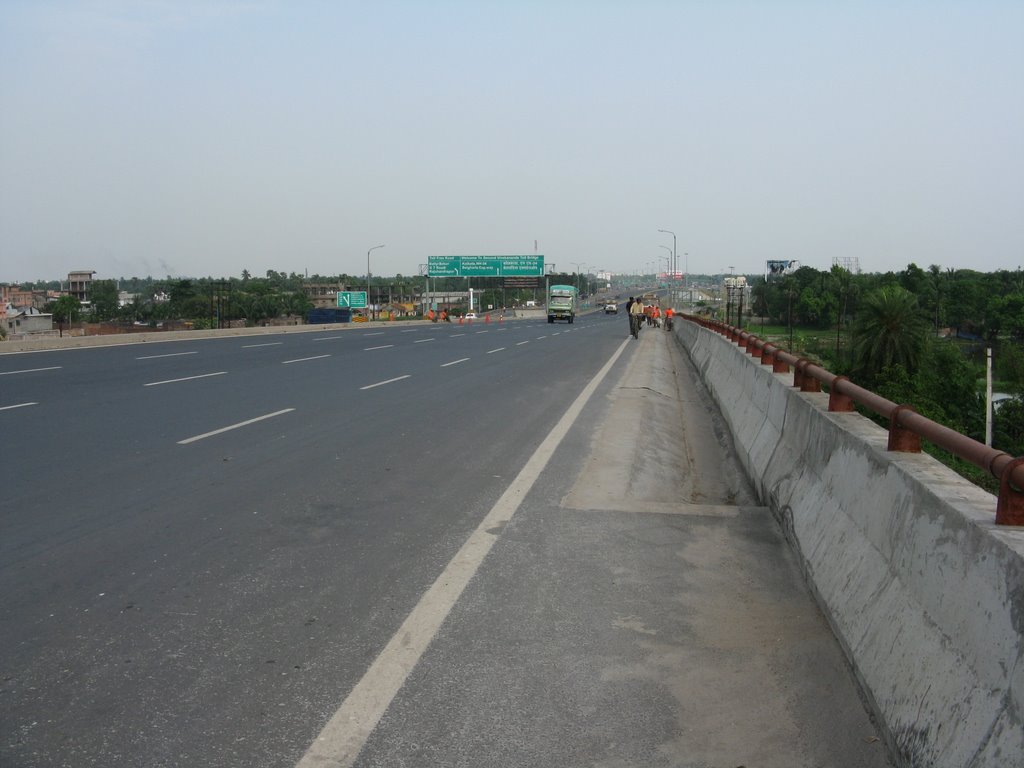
[766,260,799,278]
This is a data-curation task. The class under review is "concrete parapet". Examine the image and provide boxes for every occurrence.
[675,319,1024,768]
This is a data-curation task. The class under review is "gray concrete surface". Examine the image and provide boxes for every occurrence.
[341,322,893,767]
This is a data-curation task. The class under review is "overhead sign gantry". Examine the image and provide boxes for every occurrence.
[427,255,545,277]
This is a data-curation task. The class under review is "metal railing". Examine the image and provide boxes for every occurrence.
[685,315,1024,526]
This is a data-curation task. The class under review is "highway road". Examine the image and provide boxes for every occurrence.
[1,314,892,767]
[1,315,627,766]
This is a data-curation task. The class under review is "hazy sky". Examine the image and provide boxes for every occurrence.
[1,1,1022,283]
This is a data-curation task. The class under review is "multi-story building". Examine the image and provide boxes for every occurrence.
[302,282,347,309]
[68,270,96,303]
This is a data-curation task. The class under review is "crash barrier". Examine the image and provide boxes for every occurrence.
[687,316,1023,525]
[674,316,1024,768]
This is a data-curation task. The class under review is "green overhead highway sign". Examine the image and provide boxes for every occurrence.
[427,255,544,277]
[337,291,367,308]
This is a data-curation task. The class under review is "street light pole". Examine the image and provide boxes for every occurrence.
[367,244,385,320]
[658,245,672,279]
[658,228,676,279]
[571,261,585,295]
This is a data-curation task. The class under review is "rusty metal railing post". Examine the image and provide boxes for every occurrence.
[772,350,791,373]
[888,405,922,452]
[828,376,855,412]
[996,457,1024,526]
[795,359,822,392]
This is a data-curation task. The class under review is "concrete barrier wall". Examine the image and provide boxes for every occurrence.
[675,320,1024,768]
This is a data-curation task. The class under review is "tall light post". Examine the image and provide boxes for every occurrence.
[658,245,672,280]
[367,244,385,320]
[571,260,585,294]
[658,228,676,280]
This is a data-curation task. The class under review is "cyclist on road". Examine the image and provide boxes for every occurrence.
[628,296,644,339]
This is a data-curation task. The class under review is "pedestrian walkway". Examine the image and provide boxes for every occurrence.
[314,324,894,768]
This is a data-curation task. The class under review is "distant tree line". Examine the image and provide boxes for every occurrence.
[742,263,1024,486]
[33,268,597,330]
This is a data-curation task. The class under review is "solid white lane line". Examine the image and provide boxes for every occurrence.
[283,355,331,364]
[360,375,411,390]
[243,342,285,348]
[296,337,632,768]
[441,358,470,367]
[177,408,295,445]
[135,351,197,360]
[487,347,505,354]
[0,366,62,375]
[413,339,435,344]
[516,341,530,346]
[144,372,226,387]
[1,402,37,411]
[364,345,395,351]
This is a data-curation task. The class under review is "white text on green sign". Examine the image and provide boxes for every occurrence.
[427,255,544,277]
[337,291,367,308]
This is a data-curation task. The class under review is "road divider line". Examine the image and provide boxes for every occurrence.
[449,333,466,338]
[486,347,505,354]
[0,366,62,375]
[144,372,226,387]
[360,375,411,390]
[296,336,632,768]
[413,339,435,344]
[400,329,420,333]
[136,351,197,360]
[1,402,37,411]
[363,332,385,336]
[243,342,285,348]
[516,341,530,346]
[441,358,470,367]
[177,408,295,445]
[536,335,548,340]
[475,330,489,334]
[283,354,331,364]
[364,345,395,351]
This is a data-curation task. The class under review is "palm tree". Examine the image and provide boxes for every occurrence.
[851,286,929,382]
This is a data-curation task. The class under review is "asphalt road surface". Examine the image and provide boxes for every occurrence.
[1,314,892,767]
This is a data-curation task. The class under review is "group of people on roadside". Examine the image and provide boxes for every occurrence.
[624,297,674,338]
